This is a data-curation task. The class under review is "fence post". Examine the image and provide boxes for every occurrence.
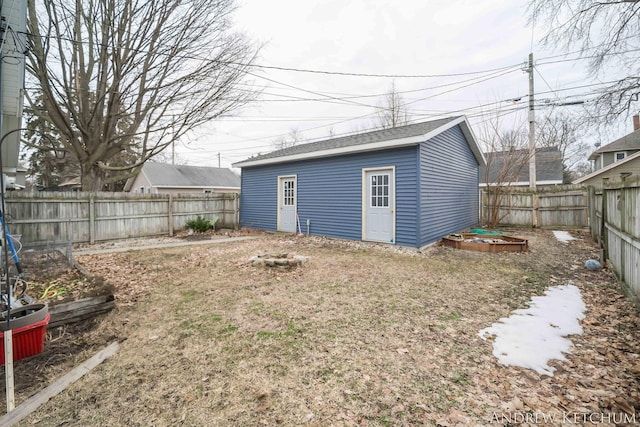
[89,194,95,244]
[619,179,627,282]
[66,219,74,267]
[168,194,174,237]
[583,191,589,230]
[479,189,484,226]
[587,186,596,240]
[532,192,539,228]
[600,184,607,262]
[235,193,240,230]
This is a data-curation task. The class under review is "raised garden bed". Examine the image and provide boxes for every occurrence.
[441,233,528,253]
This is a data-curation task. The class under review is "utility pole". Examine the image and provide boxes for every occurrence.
[527,52,536,190]
[217,152,221,168]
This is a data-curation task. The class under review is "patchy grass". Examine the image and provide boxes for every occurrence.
[3,229,640,426]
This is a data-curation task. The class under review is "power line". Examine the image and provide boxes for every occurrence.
[208,79,624,157]
[234,61,523,79]
[24,28,640,83]
[246,65,523,103]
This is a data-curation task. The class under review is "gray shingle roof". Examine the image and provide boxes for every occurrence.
[238,116,462,164]
[588,128,640,160]
[480,147,563,184]
[142,163,240,188]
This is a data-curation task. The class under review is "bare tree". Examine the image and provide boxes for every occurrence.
[479,119,532,228]
[26,0,259,191]
[373,81,410,129]
[571,161,593,180]
[529,0,640,119]
[273,128,304,150]
[537,112,591,183]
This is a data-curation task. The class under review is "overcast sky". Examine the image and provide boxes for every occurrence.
[171,0,630,169]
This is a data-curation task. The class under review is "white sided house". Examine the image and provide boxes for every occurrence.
[125,162,240,194]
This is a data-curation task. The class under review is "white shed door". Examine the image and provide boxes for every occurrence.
[364,169,394,243]
[278,176,297,232]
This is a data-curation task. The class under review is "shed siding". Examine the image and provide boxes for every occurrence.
[240,147,419,246]
[419,125,479,246]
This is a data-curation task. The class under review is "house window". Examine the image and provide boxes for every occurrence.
[283,179,295,206]
[370,174,389,207]
[615,152,626,162]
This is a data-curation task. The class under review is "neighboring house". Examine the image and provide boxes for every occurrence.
[479,147,563,187]
[233,116,485,248]
[3,164,27,190]
[574,115,640,185]
[587,115,640,171]
[57,176,82,191]
[124,163,241,194]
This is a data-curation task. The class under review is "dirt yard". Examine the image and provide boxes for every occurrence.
[2,229,639,426]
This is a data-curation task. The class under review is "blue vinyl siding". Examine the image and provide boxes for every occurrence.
[239,168,278,231]
[240,124,480,248]
[419,125,479,246]
[240,146,419,246]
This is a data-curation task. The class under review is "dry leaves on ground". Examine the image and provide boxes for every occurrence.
[1,229,638,426]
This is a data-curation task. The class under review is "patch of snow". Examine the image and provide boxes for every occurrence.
[478,284,586,376]
[552,230,577,244]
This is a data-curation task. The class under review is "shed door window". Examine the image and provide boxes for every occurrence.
[283,179,295,206]
[370,174,389,207]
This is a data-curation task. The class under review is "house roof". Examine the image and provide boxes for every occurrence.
[588,128,640,160]
[574,150,640,184]
[480,147,564,185]
[126,163,240,190]
[233,116,485,168]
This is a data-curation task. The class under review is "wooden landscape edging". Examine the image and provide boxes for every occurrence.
[0,342,119,426]
[47,295,115,329]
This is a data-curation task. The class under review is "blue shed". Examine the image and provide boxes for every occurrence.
[233,116,486,248]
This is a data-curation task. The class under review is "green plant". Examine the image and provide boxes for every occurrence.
[185,215,216,233]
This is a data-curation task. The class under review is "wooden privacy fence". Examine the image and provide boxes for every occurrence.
[3,191,239,247]
[588,178,640,304]
[480,185,589,228]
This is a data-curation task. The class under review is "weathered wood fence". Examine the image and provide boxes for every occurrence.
[588,178,640,304]
[3,191,239,247]
[480,185,589,228]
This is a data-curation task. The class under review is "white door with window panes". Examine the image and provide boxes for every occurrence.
[364,168,394,243]
[278,176,297,232]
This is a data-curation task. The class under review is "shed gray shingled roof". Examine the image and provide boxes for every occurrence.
[142,163,240,188]
[240,116,461,163]
[588,128,640,160]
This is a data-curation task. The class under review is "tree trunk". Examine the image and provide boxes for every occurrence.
[81,164,106,192]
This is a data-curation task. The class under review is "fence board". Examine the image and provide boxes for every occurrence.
[590,178,640,305]
[480,185,589,228]
[4,191,239,247]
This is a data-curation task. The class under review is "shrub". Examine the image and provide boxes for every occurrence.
[185,215,216,233]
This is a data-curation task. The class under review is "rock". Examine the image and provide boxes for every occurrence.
[585,259,602,271]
